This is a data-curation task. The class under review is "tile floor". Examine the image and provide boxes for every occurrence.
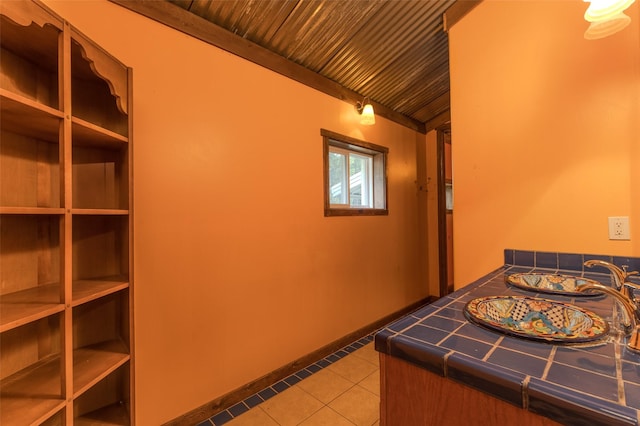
[199,337,381,426]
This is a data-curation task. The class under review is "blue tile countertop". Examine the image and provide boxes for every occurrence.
[375,249,640,426]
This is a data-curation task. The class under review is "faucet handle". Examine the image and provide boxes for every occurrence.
[622,265,639,279]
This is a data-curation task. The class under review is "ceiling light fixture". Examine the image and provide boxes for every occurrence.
[356,97,376,125]
[583,0,635,39]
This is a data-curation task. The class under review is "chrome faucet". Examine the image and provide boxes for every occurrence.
[577,281,640,352]
[583,259,638,292]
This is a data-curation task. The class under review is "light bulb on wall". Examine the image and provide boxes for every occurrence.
[356,98,376,125]
[584,0,634,21]
[584,0,635,39]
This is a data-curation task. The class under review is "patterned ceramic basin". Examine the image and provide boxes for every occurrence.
[506,273,603,296]
[464,296,609,343]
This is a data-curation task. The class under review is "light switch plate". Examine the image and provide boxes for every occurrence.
[608,216,630,240]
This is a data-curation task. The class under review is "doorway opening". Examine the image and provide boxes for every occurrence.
[437,124,453,296]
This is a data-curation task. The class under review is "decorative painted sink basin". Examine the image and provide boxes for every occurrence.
[464,296,609,343]
[506,273,603,296]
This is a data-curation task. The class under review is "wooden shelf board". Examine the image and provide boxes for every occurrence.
[0,206,65,215]
[73,340,130,399]
[0,88,62,142]
[72,209,129,216]
[1,355,64,426]
[0,284,63,332]
[73,277,129,306]
[72,116,128,147]
[0,397,65,426]
[75,402,130,426]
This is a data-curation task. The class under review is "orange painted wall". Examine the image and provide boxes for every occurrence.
[449,0,640,287]
[42,1,428,424]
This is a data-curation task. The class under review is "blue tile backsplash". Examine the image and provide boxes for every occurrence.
[505,248,640,279]
[376,249,640,426]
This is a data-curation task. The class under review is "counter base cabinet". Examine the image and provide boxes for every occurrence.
[0,1,133,424]
[379,354,561,426]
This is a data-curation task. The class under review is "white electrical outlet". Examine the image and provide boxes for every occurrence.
[608,216,631,240]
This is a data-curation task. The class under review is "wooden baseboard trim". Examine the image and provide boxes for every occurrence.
[163,296,435,426]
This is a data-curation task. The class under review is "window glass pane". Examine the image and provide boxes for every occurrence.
[329,151,347,204]
[349,153,372,207]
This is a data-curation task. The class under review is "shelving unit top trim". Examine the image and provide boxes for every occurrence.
[70,27,129,116]
[1,0,130,116]
[0,0,63,30]
[0,6,60,96]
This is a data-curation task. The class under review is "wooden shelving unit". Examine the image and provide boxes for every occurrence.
[0,1,133,424]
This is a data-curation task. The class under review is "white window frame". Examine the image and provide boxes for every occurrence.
[328,146,374,209]
[322,129,388,217]
[328,146,350,208]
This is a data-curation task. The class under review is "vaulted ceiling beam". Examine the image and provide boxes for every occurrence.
[109,0,427,133]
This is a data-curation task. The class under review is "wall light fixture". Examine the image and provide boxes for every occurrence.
[584,0,635,39]
[356,98,376,125]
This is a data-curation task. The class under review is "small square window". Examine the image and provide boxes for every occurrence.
[322,129,388,216]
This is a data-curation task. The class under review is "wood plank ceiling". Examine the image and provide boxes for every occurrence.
[110,0,480,133]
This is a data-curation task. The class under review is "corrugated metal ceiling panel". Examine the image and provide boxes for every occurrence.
[169,0,457,125]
